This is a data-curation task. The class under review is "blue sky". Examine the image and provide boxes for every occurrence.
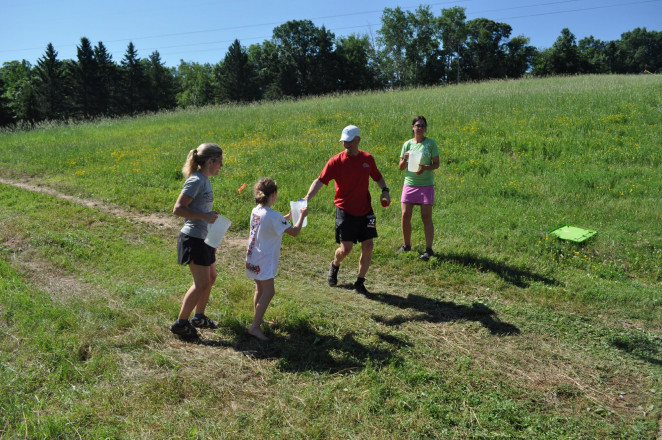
[1,0,660,68]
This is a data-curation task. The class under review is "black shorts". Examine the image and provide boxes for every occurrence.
[335,207,378,244]
[177,233,216,266]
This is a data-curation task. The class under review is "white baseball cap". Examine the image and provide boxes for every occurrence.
[339,125,360,142]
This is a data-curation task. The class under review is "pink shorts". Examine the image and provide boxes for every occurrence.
[401,185,435,205]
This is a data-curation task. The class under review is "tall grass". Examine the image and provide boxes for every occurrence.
[1,75,661,439]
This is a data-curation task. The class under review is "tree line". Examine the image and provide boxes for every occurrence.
[1,5,660,127]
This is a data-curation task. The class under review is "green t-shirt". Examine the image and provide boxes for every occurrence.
[400,138,440,187]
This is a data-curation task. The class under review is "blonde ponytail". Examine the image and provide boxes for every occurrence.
[181,143,223,179]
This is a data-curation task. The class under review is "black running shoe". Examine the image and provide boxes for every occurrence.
[397,245,411,253]
[420,248,434,261]
[170,321,199,340]
[328,262,339,286]
[353,281,370,295]
[190,315,220,329]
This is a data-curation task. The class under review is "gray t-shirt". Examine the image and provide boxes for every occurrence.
[179,171,213,239]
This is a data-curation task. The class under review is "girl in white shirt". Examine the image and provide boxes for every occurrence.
[246,178,308,340]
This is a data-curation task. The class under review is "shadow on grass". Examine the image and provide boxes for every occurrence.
[361,291,521,336]
[610,333,662,366]
[199,319,408,374]
[435,252,561,288]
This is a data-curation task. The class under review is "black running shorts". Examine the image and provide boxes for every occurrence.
[177,232,216,266]
[334,207,378,244]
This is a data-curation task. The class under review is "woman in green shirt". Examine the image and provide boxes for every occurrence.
[397,116,440,261]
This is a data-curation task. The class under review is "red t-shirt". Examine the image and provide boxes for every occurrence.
[318,150,383,216]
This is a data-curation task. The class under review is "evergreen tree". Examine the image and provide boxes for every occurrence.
[119,42,149,114]
[34,43,69,120]
[73,37,99,117]
[94,41,119,115]
[215,39,258,103]
[147,50,177,110]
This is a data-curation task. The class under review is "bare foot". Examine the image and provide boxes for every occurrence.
[247,326,269,341]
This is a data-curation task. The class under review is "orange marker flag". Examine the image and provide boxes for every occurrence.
[238,182,246,194]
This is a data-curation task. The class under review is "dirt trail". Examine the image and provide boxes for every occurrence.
[1,175,247,306]
[0,177,246,248]
[1,177,180,230]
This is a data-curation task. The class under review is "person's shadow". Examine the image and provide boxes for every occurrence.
[199,319,409,373]
[360,290,521,336]
[610,334,662,366]
[433,252,561,288]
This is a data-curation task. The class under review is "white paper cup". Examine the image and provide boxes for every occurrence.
[204,215,231,248]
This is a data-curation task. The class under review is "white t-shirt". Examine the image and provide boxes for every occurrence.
[245,205,291,280]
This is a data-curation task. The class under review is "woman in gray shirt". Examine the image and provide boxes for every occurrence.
[170,142,224,340]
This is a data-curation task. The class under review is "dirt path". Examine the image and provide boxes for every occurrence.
[1,177,181,230]
[0,177,246,248]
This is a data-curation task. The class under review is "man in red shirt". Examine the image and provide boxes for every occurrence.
[304,125,391,294]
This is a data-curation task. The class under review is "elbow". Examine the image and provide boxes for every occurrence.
[286,227,301,237]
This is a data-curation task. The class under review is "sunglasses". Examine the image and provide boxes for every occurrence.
[414,124,426,128]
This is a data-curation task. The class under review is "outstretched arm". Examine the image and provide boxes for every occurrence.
[303,179,324,202]
[285,207,308,237]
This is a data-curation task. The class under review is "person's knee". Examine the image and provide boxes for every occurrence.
[194,279,212,292]
[340,241,353,254]
[196,274,215,291]
[361,240,374,254]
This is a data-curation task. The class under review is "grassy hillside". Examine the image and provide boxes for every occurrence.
[1,75,661,439]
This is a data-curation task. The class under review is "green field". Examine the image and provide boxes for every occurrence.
[1,75,661,439]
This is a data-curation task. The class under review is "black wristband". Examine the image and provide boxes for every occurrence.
[382,187,389,192]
